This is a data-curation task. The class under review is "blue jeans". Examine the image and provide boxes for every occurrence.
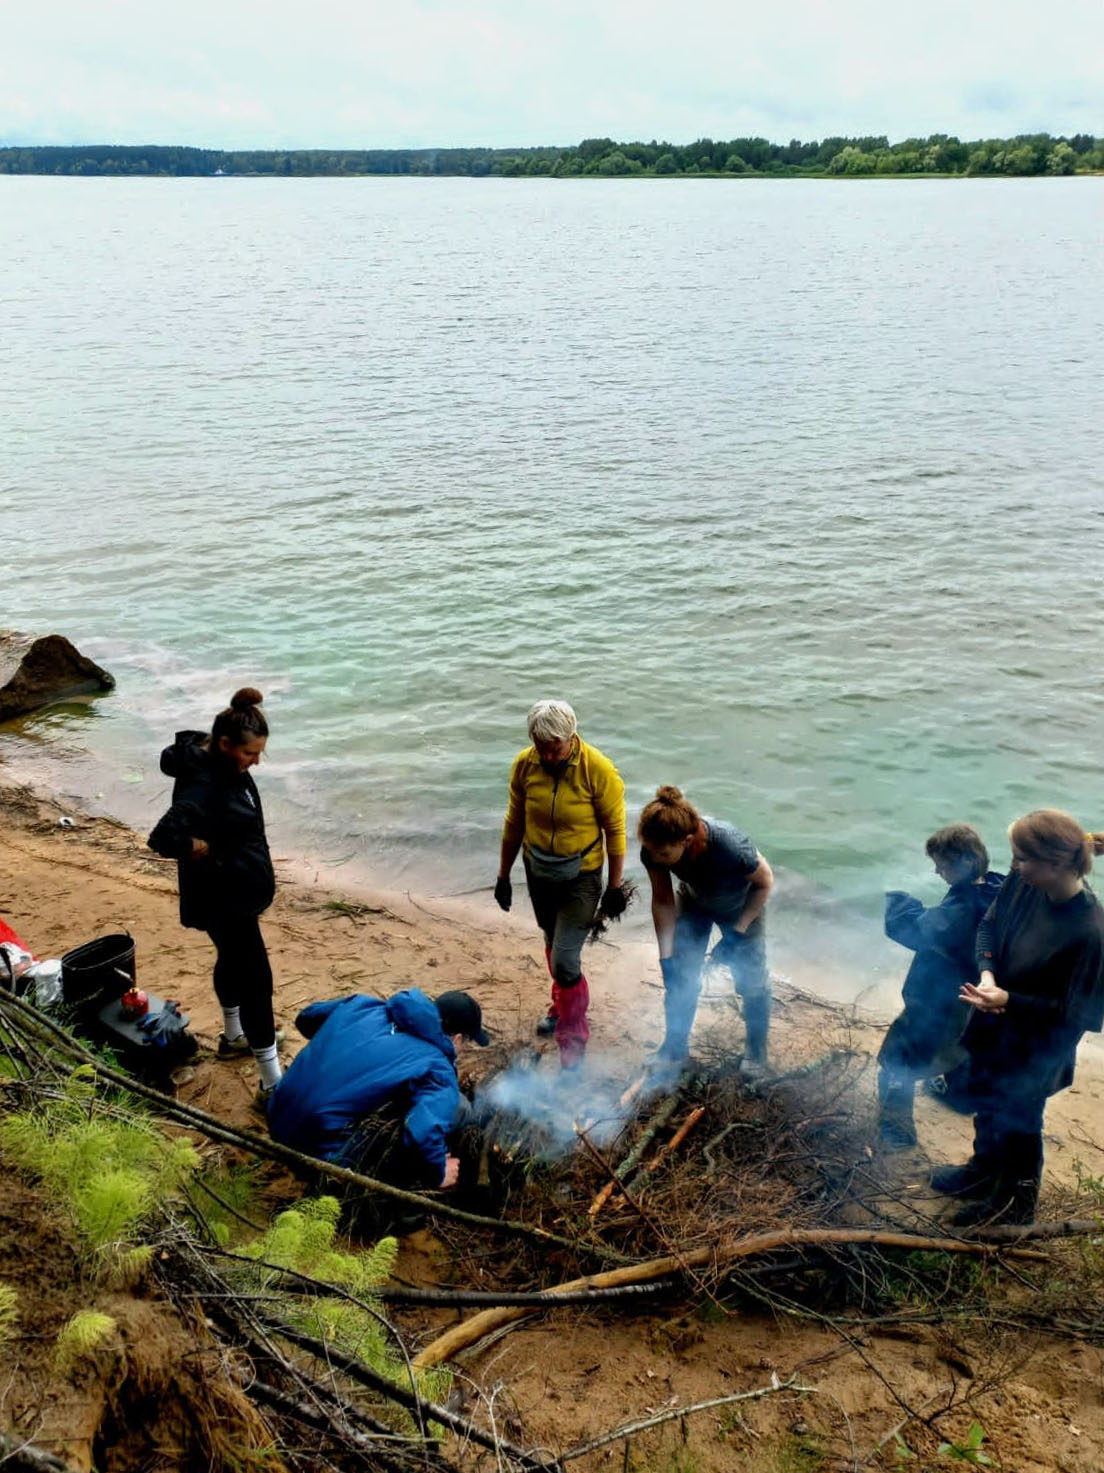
[663,901,769,1062]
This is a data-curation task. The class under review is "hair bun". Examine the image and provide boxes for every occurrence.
[655,784,684,803]
[230,687,264,710]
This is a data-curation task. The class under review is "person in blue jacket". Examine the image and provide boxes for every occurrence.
[266,987,489,1189]
[878,824,1003,1149]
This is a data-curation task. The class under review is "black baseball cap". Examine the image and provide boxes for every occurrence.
[435,990,490,1046]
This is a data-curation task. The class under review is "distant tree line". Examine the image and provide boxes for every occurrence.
[0,133,1100,178]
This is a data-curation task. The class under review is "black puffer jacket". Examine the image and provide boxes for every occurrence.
[148,730,275,929]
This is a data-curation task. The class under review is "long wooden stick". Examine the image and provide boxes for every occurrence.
[560,1375,811,1463]
[412,1227,1049,1369]
[618,1072,647,1109]
[255,1316,549,1469]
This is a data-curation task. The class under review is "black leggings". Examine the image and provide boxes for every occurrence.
[205,915,275,1050]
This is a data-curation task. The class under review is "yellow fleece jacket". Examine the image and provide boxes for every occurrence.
[502,736,626,872]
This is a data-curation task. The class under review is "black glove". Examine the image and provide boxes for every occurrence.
[494,876,512,912]
[709,932,749,970]
[601,883,627,918]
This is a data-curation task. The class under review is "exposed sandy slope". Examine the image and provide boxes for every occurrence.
[4,774,1104,1471]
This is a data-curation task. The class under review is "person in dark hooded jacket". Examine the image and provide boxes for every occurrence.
[943,810,1104,1226]
[266,987,489,1188]
[878,824,1003,1149]
[148,688,282,1105]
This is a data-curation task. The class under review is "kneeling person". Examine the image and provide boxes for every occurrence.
[266,988,489,1189]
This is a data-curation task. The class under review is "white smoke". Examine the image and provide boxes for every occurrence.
[475,1051,646,1157]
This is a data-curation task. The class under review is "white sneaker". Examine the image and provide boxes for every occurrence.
[218,1029,285,1058]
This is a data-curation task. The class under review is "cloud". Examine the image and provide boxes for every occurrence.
[1,0,1101,147]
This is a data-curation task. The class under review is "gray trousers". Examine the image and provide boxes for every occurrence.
[524,862,602,985]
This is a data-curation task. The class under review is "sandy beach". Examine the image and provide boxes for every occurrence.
[7,754,1104,1471]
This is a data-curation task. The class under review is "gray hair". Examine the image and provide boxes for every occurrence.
[526,699,577,743]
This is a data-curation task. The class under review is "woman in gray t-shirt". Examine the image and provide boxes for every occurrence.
[639,784,774,1075]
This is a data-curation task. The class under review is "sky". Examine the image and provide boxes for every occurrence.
[1,0,1101,150]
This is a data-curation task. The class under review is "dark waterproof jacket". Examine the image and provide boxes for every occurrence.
[966,873,1104,1098]
[147,731,275,930]
[879,872,1003,1070]
[266,989,460,1182]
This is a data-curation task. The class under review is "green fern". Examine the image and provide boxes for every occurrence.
[0,1080,199,1273]
[72,1169,152,1252]
[54,1309,116,1375]
[105,1245,155,1289]
[236,1196,447,1419]
[0,1282,19,1356]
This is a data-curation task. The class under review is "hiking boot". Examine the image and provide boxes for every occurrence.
[645,1048,688,1089]
[739,1051,770,1083]
[535,1013,557,1038]
[251,1082,277,1116]
[878,1117,918,1151]
[877,1080,917,1151]
[930,1161,991,1198]
[218,1029,285,1058]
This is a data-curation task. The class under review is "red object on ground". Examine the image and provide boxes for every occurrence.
[0,916,34,958]
[120,988,150,1019]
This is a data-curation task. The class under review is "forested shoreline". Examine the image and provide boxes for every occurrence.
[1,131,1101,178]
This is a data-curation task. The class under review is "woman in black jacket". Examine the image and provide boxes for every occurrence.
[148,688,282,1105]
[937,809,1104,1225]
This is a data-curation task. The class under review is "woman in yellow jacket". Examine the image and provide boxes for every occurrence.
[495,700,627,1067]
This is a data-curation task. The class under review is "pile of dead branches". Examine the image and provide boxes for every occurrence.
[5,987,1104,1473]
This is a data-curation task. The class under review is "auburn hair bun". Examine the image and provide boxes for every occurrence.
[230,687,264,710]
[655,784,685,804]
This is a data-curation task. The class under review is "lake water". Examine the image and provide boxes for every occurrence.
[2,175,1102,993]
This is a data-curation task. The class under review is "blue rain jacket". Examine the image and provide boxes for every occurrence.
[267,988,459,1182]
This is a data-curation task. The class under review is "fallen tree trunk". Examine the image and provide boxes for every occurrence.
[412,1226,1050,1369]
